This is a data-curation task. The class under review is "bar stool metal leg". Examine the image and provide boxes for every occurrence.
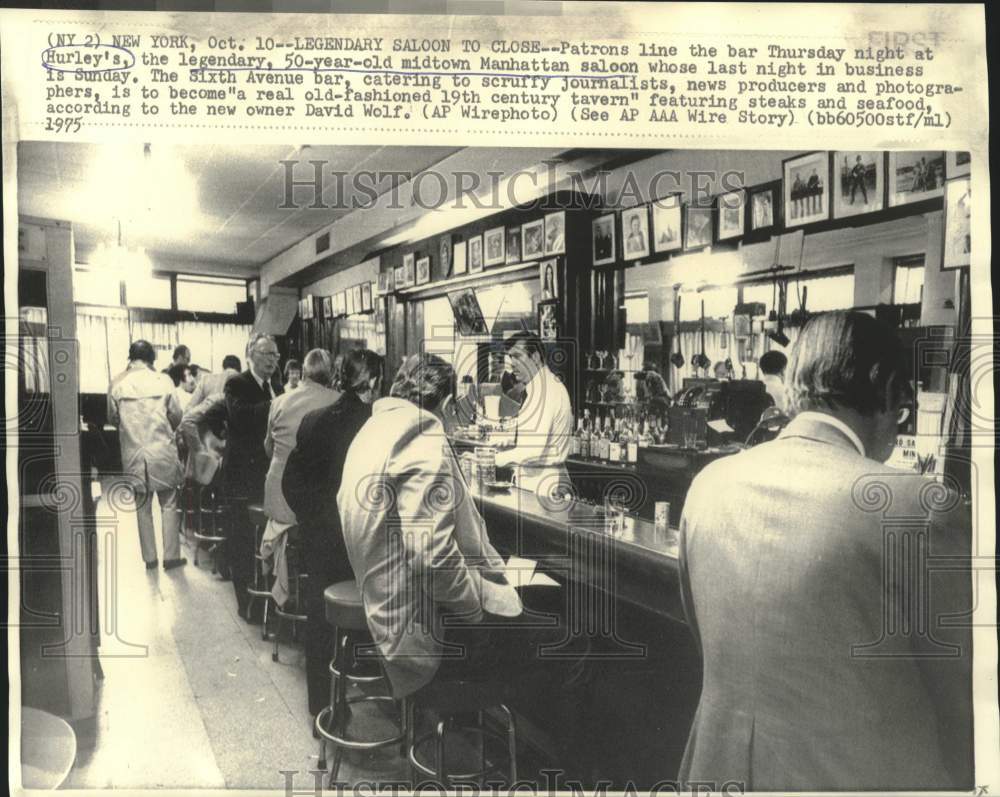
[498,704,517,783]
[435,719,447,785]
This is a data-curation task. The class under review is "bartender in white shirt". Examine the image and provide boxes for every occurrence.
[494,331,573,498]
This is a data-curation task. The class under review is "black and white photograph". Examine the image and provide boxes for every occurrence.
[684,205,713,251]
[783,151,830,226]
[484,226,505,266]
[439,235,452,278]
[6,135,986,796]
[716,190,745,241]
[540,258,558,300]
[942,176,971,270]
[416,255,430,285]
[651,195,682,254]
[522,218,544,259]
[833,151,884,218]
[888,151,945,207]
[592,213,616,265]
[544,211,566,255]
[506,226,522,264]
[621,205,650,260]
[468,234,484,273]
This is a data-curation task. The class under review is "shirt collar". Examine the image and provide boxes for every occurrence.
[794,411,866,457]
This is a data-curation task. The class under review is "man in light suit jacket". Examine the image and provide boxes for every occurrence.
[678,311,972,791]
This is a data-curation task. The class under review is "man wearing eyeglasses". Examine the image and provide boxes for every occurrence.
[677,311,971,791]
[219,333,284,619]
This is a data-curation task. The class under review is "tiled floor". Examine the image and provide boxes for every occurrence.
[65,482,409,790]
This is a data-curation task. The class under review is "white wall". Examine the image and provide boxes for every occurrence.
[304,257,379,300]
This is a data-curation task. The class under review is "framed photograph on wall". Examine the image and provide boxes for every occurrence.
[540,259,558,301]
[521,218,544,259]
[621,205,650,260]
[888,151,945,206]
[416,256,431,285]
[946,151,970,179]
[322,296,333,318]
[942,176,971,270]
[468,235,484,273]
[378,270,392,295]
[592,213,616,265]
[439,235,452,278]
[361,282,373,312]
[783,151,830,227]
[684,206,713,251]
[370,279,379,301]
[747,181,781,233]
[716,190,745,242]
[506,226,521,264]
[345,288,356,316]
[650,195,682,254]
[484,226,505,266]
[538,300,559,341]
[402,253,415,287]
[544,211,566,255]
[832,151,884,218]
[303,294,315,320]
[335,291,346,317]
[352,285,363,313]
[452,240,467,275]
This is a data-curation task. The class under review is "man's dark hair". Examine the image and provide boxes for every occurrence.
[759,350,788,376]
[189,364,202,378]
[167,363,189,387]
[284,359,301,380]
[505,331,545,361]
[172,344,190,361]
[786,311,911,417]
[340,349,384,394]
[128,339,156,366]
[390,353,455,410]
[222,355,241,371]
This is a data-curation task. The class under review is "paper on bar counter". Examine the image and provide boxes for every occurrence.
[504,556,560,589]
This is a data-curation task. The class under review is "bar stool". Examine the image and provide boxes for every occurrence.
[192,485,227,574]
[406,679,518,787]
[315,581,404,786]
[244,503,272,637]
[271,527,307,663]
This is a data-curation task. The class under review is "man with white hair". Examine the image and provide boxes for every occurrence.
[260,348,339,605]
[678,311,972,790]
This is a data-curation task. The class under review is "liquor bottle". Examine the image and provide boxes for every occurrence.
[570,414,581,457]
[639,415,653,449]
[599,414,611,461]
[608,411,622,463]
[626,415,639,463]
[581,409,592,458]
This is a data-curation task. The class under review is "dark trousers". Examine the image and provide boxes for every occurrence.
[305,575,333,716]
[225,500,256,614]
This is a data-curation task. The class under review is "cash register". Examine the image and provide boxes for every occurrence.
[670,378,772,446]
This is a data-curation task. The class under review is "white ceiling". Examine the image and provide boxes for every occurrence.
[16,141,462,278]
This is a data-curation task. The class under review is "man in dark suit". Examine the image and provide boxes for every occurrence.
[282,349,383,724]
[678,311,972,790]
[220,333,283,618]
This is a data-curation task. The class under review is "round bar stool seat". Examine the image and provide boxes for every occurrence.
[315,580,403,786]
[406,678,518,786]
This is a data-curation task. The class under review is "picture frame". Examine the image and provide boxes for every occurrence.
[416,256,431,285]
[452,240,467,275]
[484,226,506,266]
[544,211,566,256]
[346,288,356,316]
[302,294,315,320]
[352,285,363,313]
[506,226,521,264]
[650,195,682,254]
[887,151,945,207]
[592,213,616,265]
[322,296,333,319]
[946,151,970,179]
[370,279,379,301]
[540,258,559,301]
[684,205,713,251]
[335,291,345,317]
[468,235,484,273]
[716,189,745,242]
[521,218,544,260]
[361,282,373,312]
[439,235,452,278]
[377,270,392,295]
[621,205,650,260]
[538,300,559,341]
[747,181,781,234]
[402,253,416,286]
[942,176,971,270]
[832,151,884,219]
[393,266,405,292]
[782,151,830,227]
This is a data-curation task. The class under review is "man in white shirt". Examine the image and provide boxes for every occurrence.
[494,331,573,498]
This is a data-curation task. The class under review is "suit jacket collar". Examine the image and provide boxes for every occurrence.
[778,412,866,458]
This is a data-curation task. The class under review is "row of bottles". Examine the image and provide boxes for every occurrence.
[569,408,670,463]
